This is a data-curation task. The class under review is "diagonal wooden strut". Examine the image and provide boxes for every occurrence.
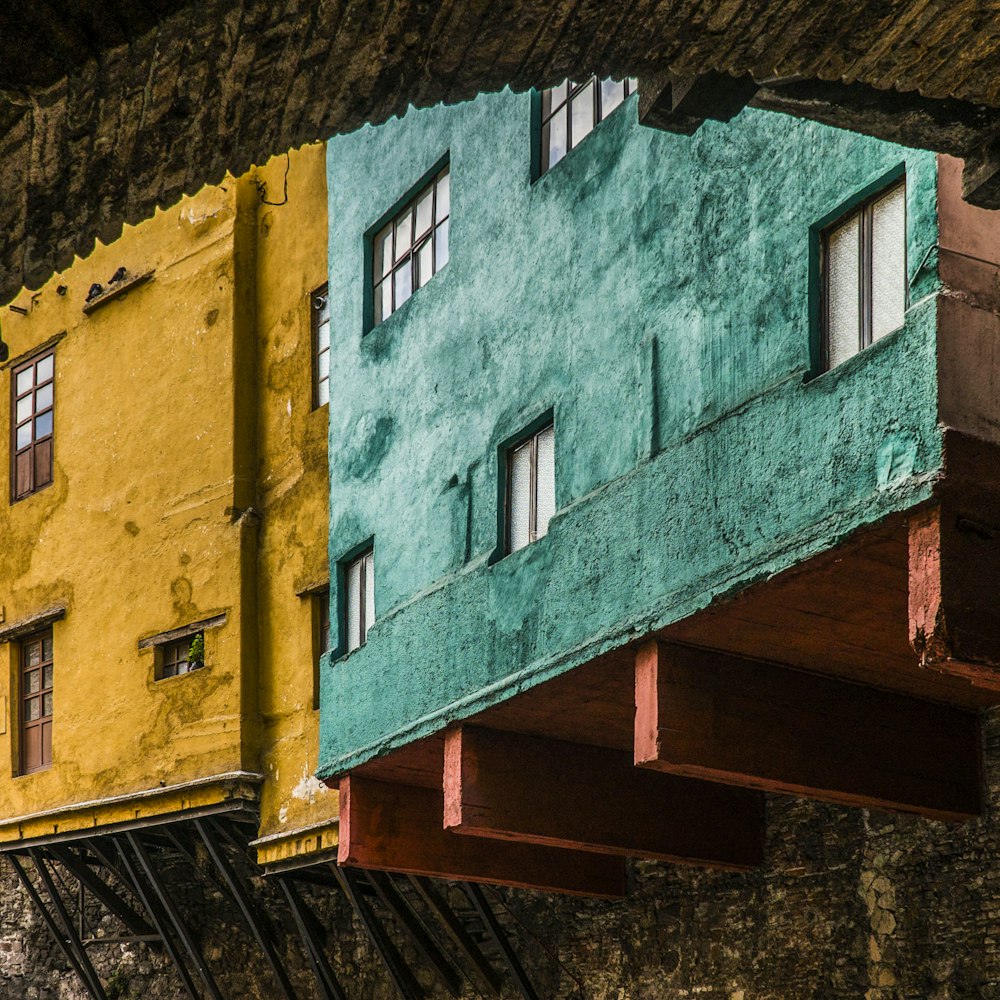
[194,818,298,1000]
[279,877,348,1000]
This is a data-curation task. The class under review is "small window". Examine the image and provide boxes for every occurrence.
[159,633,205,679]
[506,424,555,554]
[20,631,53,774]
[312,285,331,408]
[313,588,331,709]
[11,349,55,502]
[372,167,450,327]
[539,77,637,176]
[344,549,374,653]
[822,179,907,370]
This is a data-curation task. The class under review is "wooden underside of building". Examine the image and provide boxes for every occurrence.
[338,438,1000,896]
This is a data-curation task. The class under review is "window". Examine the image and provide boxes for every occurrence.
[344,549,374,653]
[372,167,450,326]
[314,588,330,709]
[20,631,53,773]
[11,349,54,501]
[540,77,637,175]
[822,180,907,370]
[159,633,204,679]
[506,424,555,553]
[312,285,331,408]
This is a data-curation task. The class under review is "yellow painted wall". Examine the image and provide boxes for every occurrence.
[251,145,339,863]
[0,145,333,851]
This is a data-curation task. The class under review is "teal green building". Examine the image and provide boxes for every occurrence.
[318,84,1000,888]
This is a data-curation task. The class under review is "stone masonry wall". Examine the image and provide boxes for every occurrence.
[4,708,1000,999]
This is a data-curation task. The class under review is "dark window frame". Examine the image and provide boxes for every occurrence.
[19,629,53,775]
[505,421,555,555]
[343,546,374,654]
[10,348,55,503]
[820,177,907,371]
[538,77,637,177]
[369,165,450,330]
[311,284,331,409]
[158,633,205,680]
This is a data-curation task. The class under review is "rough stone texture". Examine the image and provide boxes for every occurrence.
[8,708,1000,997]
[6,0,1000,303]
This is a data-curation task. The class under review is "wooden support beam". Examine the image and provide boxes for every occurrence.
[338,775,626,898]
[635,641,981,821]
[443,726,763,870]
[910,489,1000,688]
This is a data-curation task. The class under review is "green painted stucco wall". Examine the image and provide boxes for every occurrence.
[318,89,941,778]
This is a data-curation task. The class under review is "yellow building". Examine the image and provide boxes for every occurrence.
[0,143,339,993]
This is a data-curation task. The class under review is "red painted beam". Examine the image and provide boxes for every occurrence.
[909,490,1000,689]
[444,725,763,870]
[338,775,626,899]
[635,641,981,821]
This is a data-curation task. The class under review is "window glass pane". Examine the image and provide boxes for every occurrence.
[436,171,450,219]
[27,642,41,667]
[826,215,861,368]
[547,106,568,170]
[318,377,330,408]
[41,637,52,660]
[435,220,449,271]
[570,80,596,147]
[364,551,375,643]
[36,355,53,382]
[871,184,907,342]
[375,227,393,279]
[600,78,626,117]
[509,442,532,552]
[16,397,31,424]
[26,670,40,694]
[346,558,362,652]
[317,318,331,357]
[26,698,39,722]
[42,665,53,689]
[42,692,53,717]
[318,349,330,381]
[16,368,33,395]
[415,190,434,238]
[416,238,434,288]
[394,260,413,308]
[16,424,31,450]
[535,426,556,539]
[35,412,53,438]
[35,384,53,411]
[550,80,569,110]
[395,212,413,259]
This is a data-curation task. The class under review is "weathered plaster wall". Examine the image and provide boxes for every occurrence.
[0,180,262,839]
[318,92,942,775]
[253,143,340,862]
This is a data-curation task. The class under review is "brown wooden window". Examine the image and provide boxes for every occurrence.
[312,285,331,408]
[506,423,555,554]
[159,633,205,679]
[372,167,450,327]
[20,631,53,774]
[313,588,331,709]
[540,77,637,176]
[822,179,907,370]
[345,549,374,653]
[11,350,55,502]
